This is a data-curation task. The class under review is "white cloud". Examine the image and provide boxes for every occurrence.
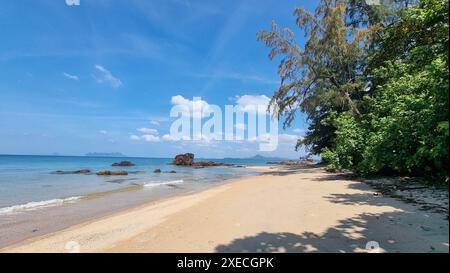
[94,65,122,88]
[163,134,181,141]
[235,95,271,114]
[279,134,301,142]
[137,128,158,135]
[141,134,160,142]
[162,134,191,141]
[150,120,160,126]
[247,133,271,143]
[171,95,213,118]
[130,127,160,142]
[171,95,191,106]
[293,128,305,134]
[99,130,108,134]
[63,72,79,81]
[129,135,140,141]
[162,134,176,141]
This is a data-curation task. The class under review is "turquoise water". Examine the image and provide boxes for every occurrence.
[0,155,266,210]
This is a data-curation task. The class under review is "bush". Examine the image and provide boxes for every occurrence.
[323,58,448,180]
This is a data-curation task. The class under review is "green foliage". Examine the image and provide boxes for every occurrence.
[260,0,449,181]
[258,0,414,155]
[321,112,366,171]
[257,0,371,154]
[323,0,449,180]
[365,58,448,175]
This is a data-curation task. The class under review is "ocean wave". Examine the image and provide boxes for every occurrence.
[143,179,184,188]
[0,196,81,215]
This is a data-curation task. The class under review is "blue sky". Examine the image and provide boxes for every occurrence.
[0,0,315,158]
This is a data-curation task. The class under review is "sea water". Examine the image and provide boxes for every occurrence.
[0,155,266,214]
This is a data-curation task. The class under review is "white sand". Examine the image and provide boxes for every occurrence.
[2,167,448,253]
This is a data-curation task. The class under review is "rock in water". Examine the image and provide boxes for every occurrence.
[191,161,235,167]
[171,153,237,168]
[154,169,162,173]
[96,171,128,176]
[74,169,91,174]
[112,161,135,167]
[172,153,195,166]
[53,169,91,174]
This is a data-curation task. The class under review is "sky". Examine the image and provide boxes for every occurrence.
[0,0,316,159]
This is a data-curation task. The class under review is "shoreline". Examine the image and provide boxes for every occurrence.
[0,155,268,212]
[0,165,277,216]
[0,169,272,252]
[0,166,275,249]
[1,166,448,253]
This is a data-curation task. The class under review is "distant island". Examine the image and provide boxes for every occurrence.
[85,152,126,157]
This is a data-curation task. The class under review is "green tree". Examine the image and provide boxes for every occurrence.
[323,0,449,179]
[258,0,368,154]
[257,0,411,155]
[259,0,448,181]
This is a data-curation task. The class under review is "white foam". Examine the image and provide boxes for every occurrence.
[143,179,184,188]
[0,196,81,215]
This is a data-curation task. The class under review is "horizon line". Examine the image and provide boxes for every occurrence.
[0,153,299,160]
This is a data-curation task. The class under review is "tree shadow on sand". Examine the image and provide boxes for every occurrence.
[215,210,448,253]
[316,173,449,216]
[215,212,399,253]
[215,175,449,253]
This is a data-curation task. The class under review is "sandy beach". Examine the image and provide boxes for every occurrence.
[1,166,448,253]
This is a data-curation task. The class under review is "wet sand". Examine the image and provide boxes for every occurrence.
[0,178,217,248]
[1,166,448,253]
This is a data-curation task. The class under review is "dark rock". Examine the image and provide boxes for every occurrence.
[172,153,195,166]
[161,170,177,173]
[154,169,162,173]
[171,153,237,168]
[52,169,91,174]
[74,169,91,174]
[53,171,68,174]
[191,161,235,168]
[112,161,135,167]
[96,171,128,176]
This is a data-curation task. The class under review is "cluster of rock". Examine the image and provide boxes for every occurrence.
[52,153,238,177]
[111,161,135,167]
[172,153,195,166]
[96,170,128,176]
[53,169,91,174]
[192,161,235,168]
[171,153,238,168]
[266,160,316,166]
[96,161,136,175]
[153,169,177,174]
